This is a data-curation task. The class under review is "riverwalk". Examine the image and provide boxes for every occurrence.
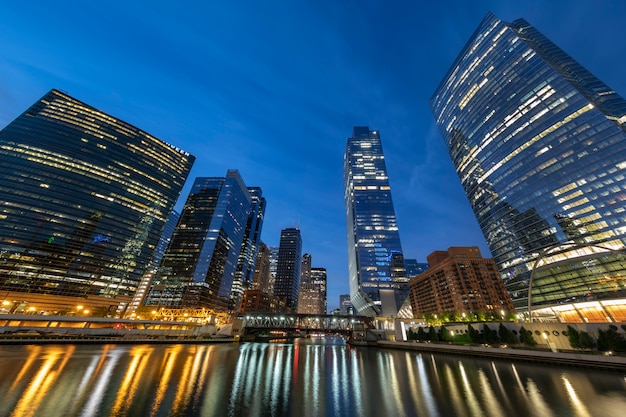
[373,340,626,372]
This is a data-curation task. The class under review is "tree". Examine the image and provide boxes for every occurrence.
[519,327,537,346]
[578,331,596,350]
[428,326,439,341]
[498,323,518,344]
[567,326,581,349]
[440,325,453,342]
[467,324,481,344]
[416,327,428,341]
[597,325,626,352]
[482,324,499,344]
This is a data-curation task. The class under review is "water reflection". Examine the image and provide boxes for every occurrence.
[0,338,625,416]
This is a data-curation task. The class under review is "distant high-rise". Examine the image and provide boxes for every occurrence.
[273,228,302,312]
[232,187,266,309]
[404,259,429,280]
[251,241,271,293]
[0,89,194,314]
[311,267,327,315]
[431,13,626,319]
[339,294,353,316]
[268,246,279,294]
[146,170,253,312]
[301,253,312,284]
[344,126,408,317]
[297,253,326,315]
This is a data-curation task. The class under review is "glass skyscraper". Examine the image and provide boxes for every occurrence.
[146,170,253,312]
[431,13,626,319]
[273,227,302,312]
[344,126,408,317]
[0,89,194,314]
[231,187,266,309]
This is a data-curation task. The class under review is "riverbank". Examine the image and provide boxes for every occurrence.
[0,335,235,345]
[368,340,626,372]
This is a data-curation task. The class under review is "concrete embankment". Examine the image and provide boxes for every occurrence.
[0,336,235,345]
[370,341,626,372]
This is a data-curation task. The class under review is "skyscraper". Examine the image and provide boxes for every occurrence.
[311,267,327,315]
[232,187,266,309]
[431,13,626,319]
[297,253,327,315]
[145,170,253,312]
[344,126,408,317]
[251,241,271,293]
[0,89,194,314]
[273,228,302,312]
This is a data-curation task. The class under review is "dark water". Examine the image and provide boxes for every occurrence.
[1,337,625,417]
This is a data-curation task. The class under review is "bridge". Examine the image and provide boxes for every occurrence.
[233,313,374,341]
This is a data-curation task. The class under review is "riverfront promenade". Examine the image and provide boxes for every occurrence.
[375,340,626,372]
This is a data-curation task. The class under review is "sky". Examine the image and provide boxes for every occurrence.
[1,1,625,311]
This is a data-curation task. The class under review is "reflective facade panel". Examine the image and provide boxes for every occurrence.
[0,89,194,310]
[344,126,407,317]
[430,13,626,311]
[146,170,253,312]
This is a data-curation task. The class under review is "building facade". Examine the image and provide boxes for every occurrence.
[231,187,266,309]
[344,126,408,317]
[430,13,626,320]
[251,242,271,294]
[339,294,353,316]
[404,259,429,280]
[145,170,253,312]
[273,228,302,312]
[0,89,194,315]
[311,267,327,315]
[409,247,514,317]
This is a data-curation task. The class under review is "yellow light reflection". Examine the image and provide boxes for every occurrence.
[110,346,153,416]
[150,345,182,416]
[562,375,592,417]
[458,362,483,417]
[10,346,75,417]
[8,346,43,394]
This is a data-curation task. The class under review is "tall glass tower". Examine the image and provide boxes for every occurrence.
[273,227,302,312]
[146,170,253,312]
[431,13,626,318]
[344,126,407,317]
[0,89,194,314]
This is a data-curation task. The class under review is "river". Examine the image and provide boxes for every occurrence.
[0,337,625,417]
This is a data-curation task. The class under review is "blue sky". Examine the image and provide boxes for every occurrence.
[1,1,625,310]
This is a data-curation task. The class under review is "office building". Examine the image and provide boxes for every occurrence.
[431,13,626,321]
[311,267,327,314]
[405,259,429,280]
[251,242,271,293]
[239,289,286,314]
[231,187,266,309]
[0,89,194,315]
[409,247,514,317]
[344,126,408,317]
[145,170,253,312]
[268,246,279,295]
[297,253,327,315]
[128,210,181,315]
[273,228,302,312]
[340,294,353,316]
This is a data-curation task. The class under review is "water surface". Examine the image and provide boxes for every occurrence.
[1,337,625,416]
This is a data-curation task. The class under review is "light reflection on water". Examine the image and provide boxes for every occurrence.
[1,338,625,417]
